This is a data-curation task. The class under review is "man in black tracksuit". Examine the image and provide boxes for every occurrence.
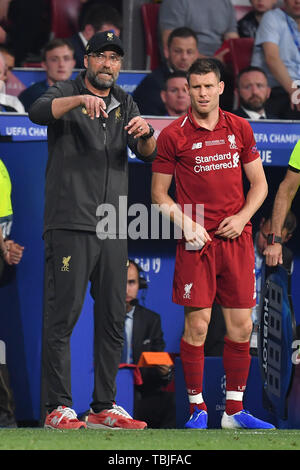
[29,32,157,430]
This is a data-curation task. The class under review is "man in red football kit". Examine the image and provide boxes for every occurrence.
[152,58,275,429]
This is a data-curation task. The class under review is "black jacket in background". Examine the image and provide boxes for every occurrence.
[133,62,170,116]
[69,34,86,70]
[133,59,234,116]
[238,10,258,39]
[131,303,171,395]
[130,303,176,428]
[233,107,278,119]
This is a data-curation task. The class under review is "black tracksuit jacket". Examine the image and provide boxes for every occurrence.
[29,71,156,236]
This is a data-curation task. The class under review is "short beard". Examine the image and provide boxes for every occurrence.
[86,68,115,90]
[240,96,265,112]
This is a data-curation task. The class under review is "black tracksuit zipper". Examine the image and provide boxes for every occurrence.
[100,97,122,204]
[102,120,109,203]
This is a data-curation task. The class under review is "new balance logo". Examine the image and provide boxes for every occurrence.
[192,142,202,150]
[51,416,60,426]
[104,417,117,427]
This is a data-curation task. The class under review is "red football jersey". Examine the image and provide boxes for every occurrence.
[152,108,260,233]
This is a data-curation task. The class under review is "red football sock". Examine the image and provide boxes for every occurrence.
[223,336,251,415]
[180,338,207,414]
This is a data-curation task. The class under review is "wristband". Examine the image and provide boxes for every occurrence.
[267,233,282,245]
[140,124,154,140]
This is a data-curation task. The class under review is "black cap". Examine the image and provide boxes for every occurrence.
[85,31,124,56]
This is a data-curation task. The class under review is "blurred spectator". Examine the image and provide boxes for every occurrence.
[2,0,50,66]
[122,260,176,429]
[133,27,199,116]
[0,223,16,430]
[233,66,278,119]
[159,0,238,58]
[0,45,25,97]
[160,71,190,116]
[238,0,277,38]
[70,3,122,69]
[0,157,24,269]
[19,38,75,112]
[78,0,122,30]
[0,158,24,428]
[0,45,14,71]
[264,140,300,268]
[0,52,24,112]
[250,212,296,352]
[251,0,300,119]
[0,0,12,45]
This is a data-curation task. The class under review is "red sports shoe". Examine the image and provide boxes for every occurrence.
[44,406,87,430]
[86,404,147,430]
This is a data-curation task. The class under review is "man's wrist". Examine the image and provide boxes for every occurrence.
[267,233,282,245]
[0,245,9,259]
[140,124,154,141]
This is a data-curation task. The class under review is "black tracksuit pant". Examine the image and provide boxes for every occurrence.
[42,229,127,414]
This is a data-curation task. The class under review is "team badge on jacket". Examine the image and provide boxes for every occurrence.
[61,256,71,272]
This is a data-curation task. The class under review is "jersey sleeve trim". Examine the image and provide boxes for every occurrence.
[288,164,300,173]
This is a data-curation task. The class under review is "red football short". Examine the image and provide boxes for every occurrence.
[172,231,256,309]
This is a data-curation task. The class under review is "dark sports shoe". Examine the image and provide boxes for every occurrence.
[86,404,147,430]
[0,411,17,428]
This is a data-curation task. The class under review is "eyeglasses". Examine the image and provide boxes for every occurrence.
[88,52,122,65]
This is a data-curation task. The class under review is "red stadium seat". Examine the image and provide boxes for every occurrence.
[141,3,161,71]
[22,62,42,68]
[228,37,255,80]
[50,0,81,38]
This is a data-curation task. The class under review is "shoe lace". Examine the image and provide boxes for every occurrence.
[56,406,78,423]
[111,404,133,419]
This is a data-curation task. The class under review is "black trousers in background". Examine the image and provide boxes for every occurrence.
[42,229,127,415]
[266,86,300,119]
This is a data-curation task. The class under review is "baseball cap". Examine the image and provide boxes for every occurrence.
[85,31,124,57]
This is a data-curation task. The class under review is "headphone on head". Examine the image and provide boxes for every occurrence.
[128,259,148,290]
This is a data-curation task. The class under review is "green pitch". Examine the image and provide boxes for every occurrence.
[1,428,300,450]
